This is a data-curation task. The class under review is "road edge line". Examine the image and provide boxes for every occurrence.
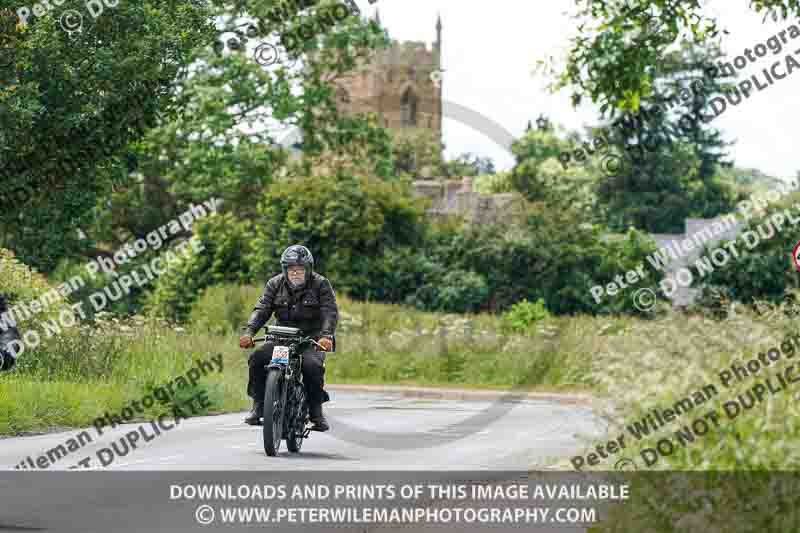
[326,384,594,406]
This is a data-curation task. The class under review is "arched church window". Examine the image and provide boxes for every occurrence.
[401,88,417,127]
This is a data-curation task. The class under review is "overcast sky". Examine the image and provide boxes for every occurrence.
[358,0,798,180]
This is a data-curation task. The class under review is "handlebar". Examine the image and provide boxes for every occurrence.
[251,335,325,351]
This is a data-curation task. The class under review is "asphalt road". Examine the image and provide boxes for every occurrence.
[1,390,602,471]
[0,390,607,533]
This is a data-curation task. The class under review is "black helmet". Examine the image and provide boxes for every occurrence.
[280,244,313,289]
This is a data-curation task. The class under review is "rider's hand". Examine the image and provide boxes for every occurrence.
[239,335,255,349]
[318,337,333,351]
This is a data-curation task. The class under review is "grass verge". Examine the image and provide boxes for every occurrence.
[1,289,594,436]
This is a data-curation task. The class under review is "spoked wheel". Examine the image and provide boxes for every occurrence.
[286,385,308,453]
[263,369,285,456]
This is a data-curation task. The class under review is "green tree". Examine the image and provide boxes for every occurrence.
[443,153,495,178]
[0,0,214,271]
[396,202,662,315]
[593,41,741,233]
[474,171,513,194]
[144,213,254,321]
[716,165,788,195]
[509,126,599,217]
[1,0,391,272]
[389,129,445,179]
[596,140,702,232]
[691,192,800,305]
[84,38,297,253]
[557,0,792,113]
[246,173,426,300]
[639,41,734,178]
[37,0,390,271]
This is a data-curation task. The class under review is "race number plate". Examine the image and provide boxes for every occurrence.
[271,346,289,364]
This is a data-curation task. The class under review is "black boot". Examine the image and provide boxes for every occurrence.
[309,401,329,432]
[244,400,263,425]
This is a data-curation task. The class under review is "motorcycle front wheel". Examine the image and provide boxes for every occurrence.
[263,369,285,456]
[286,384,307,453]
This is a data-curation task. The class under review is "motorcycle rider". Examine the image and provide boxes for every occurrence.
[0,294,21,372]
[239,245,338,430]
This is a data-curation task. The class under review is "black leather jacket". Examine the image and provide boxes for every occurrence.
[243,272,338,339]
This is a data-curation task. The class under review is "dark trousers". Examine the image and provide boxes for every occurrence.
[247,343,329,405]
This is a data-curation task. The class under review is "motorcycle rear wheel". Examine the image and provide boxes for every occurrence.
[263,369,285,456]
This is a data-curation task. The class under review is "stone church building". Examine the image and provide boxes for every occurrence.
[330,13,519,225]
[334,11,444,141]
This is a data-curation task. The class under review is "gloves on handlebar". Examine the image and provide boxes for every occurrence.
[239,334,331,350]
[318,337,333,351]
[239,335,255,349]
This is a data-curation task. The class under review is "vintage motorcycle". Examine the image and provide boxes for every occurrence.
[252,325,329,456]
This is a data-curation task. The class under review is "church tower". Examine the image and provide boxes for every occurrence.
[334,13,443,143]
